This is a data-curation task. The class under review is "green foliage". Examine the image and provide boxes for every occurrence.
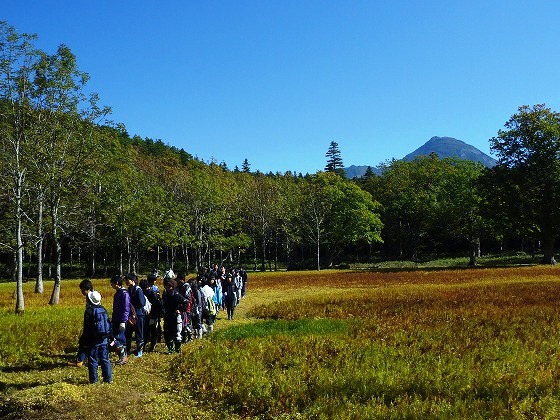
[299,172,383,269]
[487,104,560,263]
[370,155,488,260]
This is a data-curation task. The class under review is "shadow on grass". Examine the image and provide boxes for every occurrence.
[0,351,80,374]
[361,253,542,273]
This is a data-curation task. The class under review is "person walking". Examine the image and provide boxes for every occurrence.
[82,290,112,384]
[161,278,188,353]
[68,279,95,367]
[110,275,130,365]
[223,273,239,320]
[124,273,147,358]
[140,279,162,352]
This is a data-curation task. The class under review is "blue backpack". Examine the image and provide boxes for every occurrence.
[92,306,111,339]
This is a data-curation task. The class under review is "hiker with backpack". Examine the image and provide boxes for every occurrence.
[162,278,189,353]
[82,290,113,384]
[190,281,207,338]
[201,282,217,333]
[223,273,239,320]
[177,274,194,343]
[110,275,131,365]
[233,269,243,305]
[68,279,95,367]
[124,273,148,358]
[209,275,222,315]
[140,278,163,352]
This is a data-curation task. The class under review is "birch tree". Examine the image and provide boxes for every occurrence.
[30,44,109,304]
[0,22,38,313]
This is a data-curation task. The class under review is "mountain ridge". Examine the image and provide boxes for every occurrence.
[344,136,496,178]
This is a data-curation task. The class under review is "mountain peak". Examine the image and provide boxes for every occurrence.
[403,136,496,168]
[344,136,496,179]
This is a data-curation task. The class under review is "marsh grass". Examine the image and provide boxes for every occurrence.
[2,267,560,418]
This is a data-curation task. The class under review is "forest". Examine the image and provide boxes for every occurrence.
[2,21,560,313]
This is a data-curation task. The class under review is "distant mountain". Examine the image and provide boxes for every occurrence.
[344,136,496,178]
[345,165,381,178]
[403,136,497,167]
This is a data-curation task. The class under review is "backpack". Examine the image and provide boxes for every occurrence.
[92,305,111,339]
[127,301,138,326]
[133,285,151,315]
[204,296,217,316]
[146,289,162,317]
[144,295,152,315]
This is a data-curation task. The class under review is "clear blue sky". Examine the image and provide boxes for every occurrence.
[4,1,560,174]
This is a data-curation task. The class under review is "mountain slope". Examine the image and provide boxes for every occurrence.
[403,136,496,167]
[345,136,496,178]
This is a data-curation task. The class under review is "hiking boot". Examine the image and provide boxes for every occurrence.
[117,351,128,365]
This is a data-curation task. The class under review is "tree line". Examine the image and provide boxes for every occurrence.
[2,22,560,314]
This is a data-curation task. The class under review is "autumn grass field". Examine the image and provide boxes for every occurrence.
[2,266,560,419]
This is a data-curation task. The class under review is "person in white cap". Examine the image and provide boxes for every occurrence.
[68,279,94,367]
[83,289,113,384]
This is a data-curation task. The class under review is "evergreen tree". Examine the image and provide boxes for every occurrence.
[242,158,251,173]
[324,141,345,176]
[362,166,376,180]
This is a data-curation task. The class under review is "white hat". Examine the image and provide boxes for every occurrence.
[88,290,102,305]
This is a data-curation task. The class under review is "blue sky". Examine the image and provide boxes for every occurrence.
[4,1,560,174]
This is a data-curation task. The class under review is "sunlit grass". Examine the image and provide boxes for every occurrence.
[3,266,560,418]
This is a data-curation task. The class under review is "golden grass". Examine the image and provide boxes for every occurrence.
[2,266,560,418]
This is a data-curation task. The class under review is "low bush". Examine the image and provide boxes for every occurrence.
[2,266,560,418]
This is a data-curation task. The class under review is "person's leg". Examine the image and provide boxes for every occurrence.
[99,345,112,383]
[77,334,87,362]
[157,317,163,342]
[164,315,175,353]
[125,324,133,354]
[87,346,99,384]
[135,315,145,357]
[147,319,157,351]
[112,323,128,365]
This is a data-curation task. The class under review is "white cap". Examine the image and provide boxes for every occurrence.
[87,290,102,305]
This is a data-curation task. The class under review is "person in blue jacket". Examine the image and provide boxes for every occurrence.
[110,275,130,365]
[68,279,95,367]
[83,290,112,384]
[124,272,147,358]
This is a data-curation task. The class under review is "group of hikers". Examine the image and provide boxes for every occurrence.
[69,264,248,384]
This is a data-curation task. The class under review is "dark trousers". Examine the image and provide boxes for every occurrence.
[126,314,145,353]
[87,344,112,384]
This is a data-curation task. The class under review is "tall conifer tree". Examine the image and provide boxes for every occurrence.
[324,141,345,176]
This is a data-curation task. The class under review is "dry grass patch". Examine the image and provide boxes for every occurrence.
[3,266,560,418]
